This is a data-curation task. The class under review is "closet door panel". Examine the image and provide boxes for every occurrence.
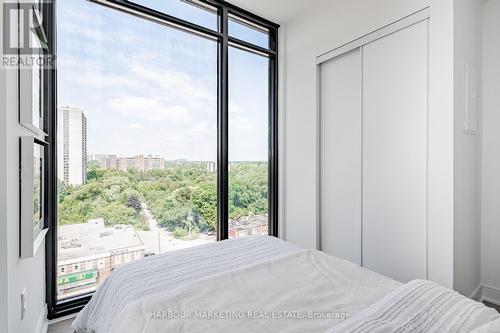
[362,21,428,281]
[320,49,362,265]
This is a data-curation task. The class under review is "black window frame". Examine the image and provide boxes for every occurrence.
[44,0,279,319]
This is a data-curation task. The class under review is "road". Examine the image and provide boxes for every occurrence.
[135,203,214,255]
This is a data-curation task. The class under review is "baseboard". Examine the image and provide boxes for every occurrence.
[469,284,483,301]
[482,284,500,306]
[36,304,48,333]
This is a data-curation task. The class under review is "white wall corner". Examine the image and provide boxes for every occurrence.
[469,284,483,301]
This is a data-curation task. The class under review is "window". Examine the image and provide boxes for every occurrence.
[55,0,217,301]
[46,0,278,319]
[228,47,270,239]
[130,0,218,30]
[229,15,270,48]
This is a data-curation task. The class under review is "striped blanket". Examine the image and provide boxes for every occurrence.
[327,279,500,333]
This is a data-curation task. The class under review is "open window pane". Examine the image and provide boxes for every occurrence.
[33,143,44,241]
[228,47,269,238]
[56,0,217,300]
[229,15,269,49]
[131,0,218,30]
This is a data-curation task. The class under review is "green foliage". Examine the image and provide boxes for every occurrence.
[191,183,217,231]
[58,170,139,226]
[229,162,268,220]
[172,227,187,239]
[87,165,105,181]
[156,202,193,230]
[58,162,268,234]
[93,202,137,225]
[120,189,142,212]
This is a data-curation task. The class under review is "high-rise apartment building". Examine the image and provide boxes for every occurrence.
[57,107,88,185]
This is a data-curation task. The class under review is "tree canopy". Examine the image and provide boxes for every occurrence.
[58,162,268,237]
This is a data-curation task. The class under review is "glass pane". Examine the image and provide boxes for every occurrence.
[32,62,42,130]
[131,0,218,30]
[57,0,217,300]
[229,15,269,49]
[228,47,269,238]
[33,143,43,241]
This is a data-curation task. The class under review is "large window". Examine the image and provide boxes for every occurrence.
[229,47,270,238]
[55,0,218,300]
[46,0,278,319]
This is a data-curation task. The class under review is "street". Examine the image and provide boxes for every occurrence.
[135,204,214,255]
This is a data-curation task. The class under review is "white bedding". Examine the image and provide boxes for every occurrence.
[73,236,303,333]
[74,235,496,333]
[327,279,500,333]
[110,249,401,333]
[470,318,500,333]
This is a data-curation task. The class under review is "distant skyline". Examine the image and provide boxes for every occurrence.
[88,153,266,163]
[57,0,269,162]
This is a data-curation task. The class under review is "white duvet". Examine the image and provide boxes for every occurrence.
[73,236,303,333]
[74,236,498,333]
[110,249,400,333]
[73,236,398,333]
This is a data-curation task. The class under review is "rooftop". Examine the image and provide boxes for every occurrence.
[229,214,268,231]
[58,219,144,262]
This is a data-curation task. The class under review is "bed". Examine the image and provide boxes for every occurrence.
[73,236,500,333]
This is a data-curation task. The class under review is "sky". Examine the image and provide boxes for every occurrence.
[57,0,270,162]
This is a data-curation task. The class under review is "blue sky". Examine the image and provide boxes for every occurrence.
[57,0,269,161]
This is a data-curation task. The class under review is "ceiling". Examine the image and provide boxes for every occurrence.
[227,0,312,24]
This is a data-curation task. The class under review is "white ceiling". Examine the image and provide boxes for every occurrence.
[228,0,312,24]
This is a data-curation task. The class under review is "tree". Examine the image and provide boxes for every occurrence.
[192,183,217,231]
[120,189,142,213]
[87,165,105,181]
[93,202,137,225]
[58,161,269,233]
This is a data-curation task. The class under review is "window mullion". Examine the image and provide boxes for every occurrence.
[217,7,229,241]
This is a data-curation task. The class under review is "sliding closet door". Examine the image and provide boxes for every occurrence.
[362,20,428,282]
[320,49,362,265]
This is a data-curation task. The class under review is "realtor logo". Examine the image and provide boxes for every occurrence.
[2,0,54,68]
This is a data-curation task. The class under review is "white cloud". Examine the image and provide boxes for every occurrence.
[75,69,134,89]
[57,0,267,161]
[128,122,144,129]
[59,21,108,43]
[109,97,191,123]
[228,101,255,132]
[130,64,215,104]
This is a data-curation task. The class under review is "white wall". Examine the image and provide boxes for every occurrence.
[453,0,483,298]
[0,8,9,330]
[0,1,47,332]
[282,0,456,288]
[481,0,500,305]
